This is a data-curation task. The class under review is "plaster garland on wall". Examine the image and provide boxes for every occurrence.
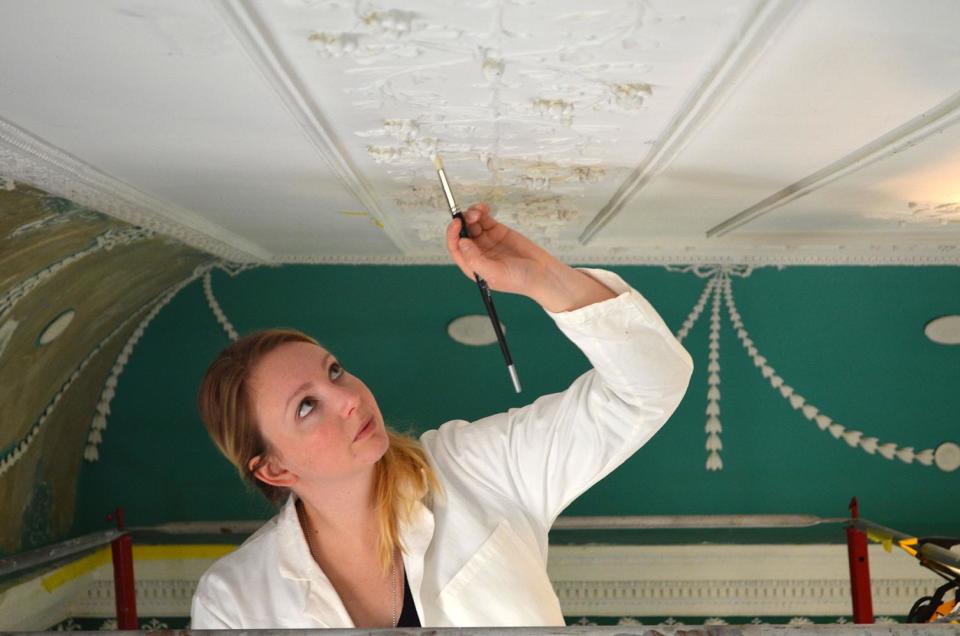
[83,263,256,463]
[0,304,151,478]
[202,270,240,342]
[82,266,212,463]
[672,272,722,470]
[670,265,959,472]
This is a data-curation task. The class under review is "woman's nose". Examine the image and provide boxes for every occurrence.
[332,383,360,419]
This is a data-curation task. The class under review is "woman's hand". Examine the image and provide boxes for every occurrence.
[445,202,617,313]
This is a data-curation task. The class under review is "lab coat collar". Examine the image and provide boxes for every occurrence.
[274,492,436,627]
[399,497,435,625]
[275,494,352,626]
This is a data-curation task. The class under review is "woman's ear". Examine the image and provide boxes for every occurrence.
[248,454,296,488]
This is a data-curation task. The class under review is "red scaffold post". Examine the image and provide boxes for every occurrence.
[106,507,138,629]
[846,497,874,623]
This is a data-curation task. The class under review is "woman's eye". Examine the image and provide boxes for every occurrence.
[330,363,344,380]
[297,397,316,419]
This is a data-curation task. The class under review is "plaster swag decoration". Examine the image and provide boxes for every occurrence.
[670,266,958,473]
[0,305,151,477]
[84,263,255,463]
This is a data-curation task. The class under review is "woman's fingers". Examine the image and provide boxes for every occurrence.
[445,216,474,280]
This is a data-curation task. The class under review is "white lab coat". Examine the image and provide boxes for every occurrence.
[190,268,693,628]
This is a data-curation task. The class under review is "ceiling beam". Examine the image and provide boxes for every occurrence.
[578,0,800,245]
[706,88,960,238]
[212,0,415,255]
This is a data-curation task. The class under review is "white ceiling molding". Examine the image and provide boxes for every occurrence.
[211,0,415,255]
[274,243,960,266]
[0,116,269,263]
[707,88,960,237]
[578,0,801,245]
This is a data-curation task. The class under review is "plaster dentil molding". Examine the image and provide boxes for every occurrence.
[0,116,269,263]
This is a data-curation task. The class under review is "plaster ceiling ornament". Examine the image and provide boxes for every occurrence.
[286,0,698,250]
[84,262,254,463]
[669,266,959,472]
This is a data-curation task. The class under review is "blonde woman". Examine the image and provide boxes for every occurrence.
[191,202,693,628]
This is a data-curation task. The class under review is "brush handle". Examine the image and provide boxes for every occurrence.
[452,212,521,392]
[453,211,469,239]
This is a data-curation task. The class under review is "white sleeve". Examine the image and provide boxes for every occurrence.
[426,268,693,530]
[190,584,234,629]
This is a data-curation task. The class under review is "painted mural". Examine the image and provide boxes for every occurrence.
[0,181,211,554]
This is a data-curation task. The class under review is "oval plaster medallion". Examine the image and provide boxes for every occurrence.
[934,442,960,472]
[924,315,960,345]
[38,309,75,346]
[447,314,506,346]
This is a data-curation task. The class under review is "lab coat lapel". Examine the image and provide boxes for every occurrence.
[275,494,354,627]
[400,498,435,625]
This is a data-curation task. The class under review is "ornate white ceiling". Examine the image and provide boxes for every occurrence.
[1,0,959,264]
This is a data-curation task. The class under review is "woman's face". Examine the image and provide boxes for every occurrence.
[247,341,389,488]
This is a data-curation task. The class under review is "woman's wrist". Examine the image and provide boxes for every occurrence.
[531,260,618,313]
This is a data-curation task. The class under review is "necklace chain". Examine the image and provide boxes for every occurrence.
[298,500,399,628]
[391,550,397,628]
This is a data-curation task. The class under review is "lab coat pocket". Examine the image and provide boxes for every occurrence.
[435,519,563,626]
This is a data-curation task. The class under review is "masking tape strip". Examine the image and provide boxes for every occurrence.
[40,544,236,593]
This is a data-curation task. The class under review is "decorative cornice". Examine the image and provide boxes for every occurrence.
[211,0,415,255]
[0,117,270,263]
[579,0,802,245]
[707,88,960,237]
[269,248,960,266]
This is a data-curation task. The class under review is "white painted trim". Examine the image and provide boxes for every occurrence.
[579,0,802,245]
[707,88,960,237]
[211,0,414,255]
[2,544,941,626]
[0,116,271,263]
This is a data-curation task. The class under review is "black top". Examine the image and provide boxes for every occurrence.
[396,568,420,627]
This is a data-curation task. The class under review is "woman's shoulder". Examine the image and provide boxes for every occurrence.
[196,516,280,591]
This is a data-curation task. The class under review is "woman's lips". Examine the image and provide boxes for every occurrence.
[354,417,374,442]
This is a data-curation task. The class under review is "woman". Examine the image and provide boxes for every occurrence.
[191,202,693,628]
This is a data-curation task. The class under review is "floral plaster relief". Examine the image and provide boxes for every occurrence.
[259,0,748,246]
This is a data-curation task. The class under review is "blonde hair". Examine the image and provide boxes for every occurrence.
[197,328,442,574]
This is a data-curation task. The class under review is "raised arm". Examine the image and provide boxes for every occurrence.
[445,202,617,312]
[434,205,694,530]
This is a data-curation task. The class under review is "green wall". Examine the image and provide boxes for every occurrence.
[73,264,960,540]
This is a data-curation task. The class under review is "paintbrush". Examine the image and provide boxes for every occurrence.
[433,155,521,393]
